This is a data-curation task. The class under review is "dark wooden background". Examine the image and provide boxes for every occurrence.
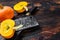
[0,0,60,40]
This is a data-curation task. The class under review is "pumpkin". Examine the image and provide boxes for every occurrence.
[0,4,14,22]
[13,1,28,13]
[0,19,15,39]
[0,19,23,39]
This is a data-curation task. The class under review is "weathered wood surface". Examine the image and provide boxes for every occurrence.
[0,0,60,40]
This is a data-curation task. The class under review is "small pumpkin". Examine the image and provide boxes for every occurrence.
[0,4,14,22]
[13,1,28,13]
[0,19,23,39]
[0,19,15,39]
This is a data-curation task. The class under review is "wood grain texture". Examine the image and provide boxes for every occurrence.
[0,0,60,40]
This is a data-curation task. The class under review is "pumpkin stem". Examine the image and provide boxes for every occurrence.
[24,6,28,11]
[0,4,3,9]
[13,24,23,30]
[26,12,30,15]
[24,6,30,15]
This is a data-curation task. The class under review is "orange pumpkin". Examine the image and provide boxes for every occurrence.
[0,19,23,39]
[13,1,28,13]
[0,5,14,22]
[0,19,15,39]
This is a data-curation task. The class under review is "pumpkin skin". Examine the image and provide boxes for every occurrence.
[13,1,28,13]
[0,19,15,39]
[0,6,14,22]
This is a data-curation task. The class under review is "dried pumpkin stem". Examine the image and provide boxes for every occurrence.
[24,6,30,15]
[24,6,28,11]
[26,12,30,15]
[6,24,23,31]
[13,24,23,30]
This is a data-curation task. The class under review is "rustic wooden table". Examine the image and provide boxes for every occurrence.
[0,0,60,40]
